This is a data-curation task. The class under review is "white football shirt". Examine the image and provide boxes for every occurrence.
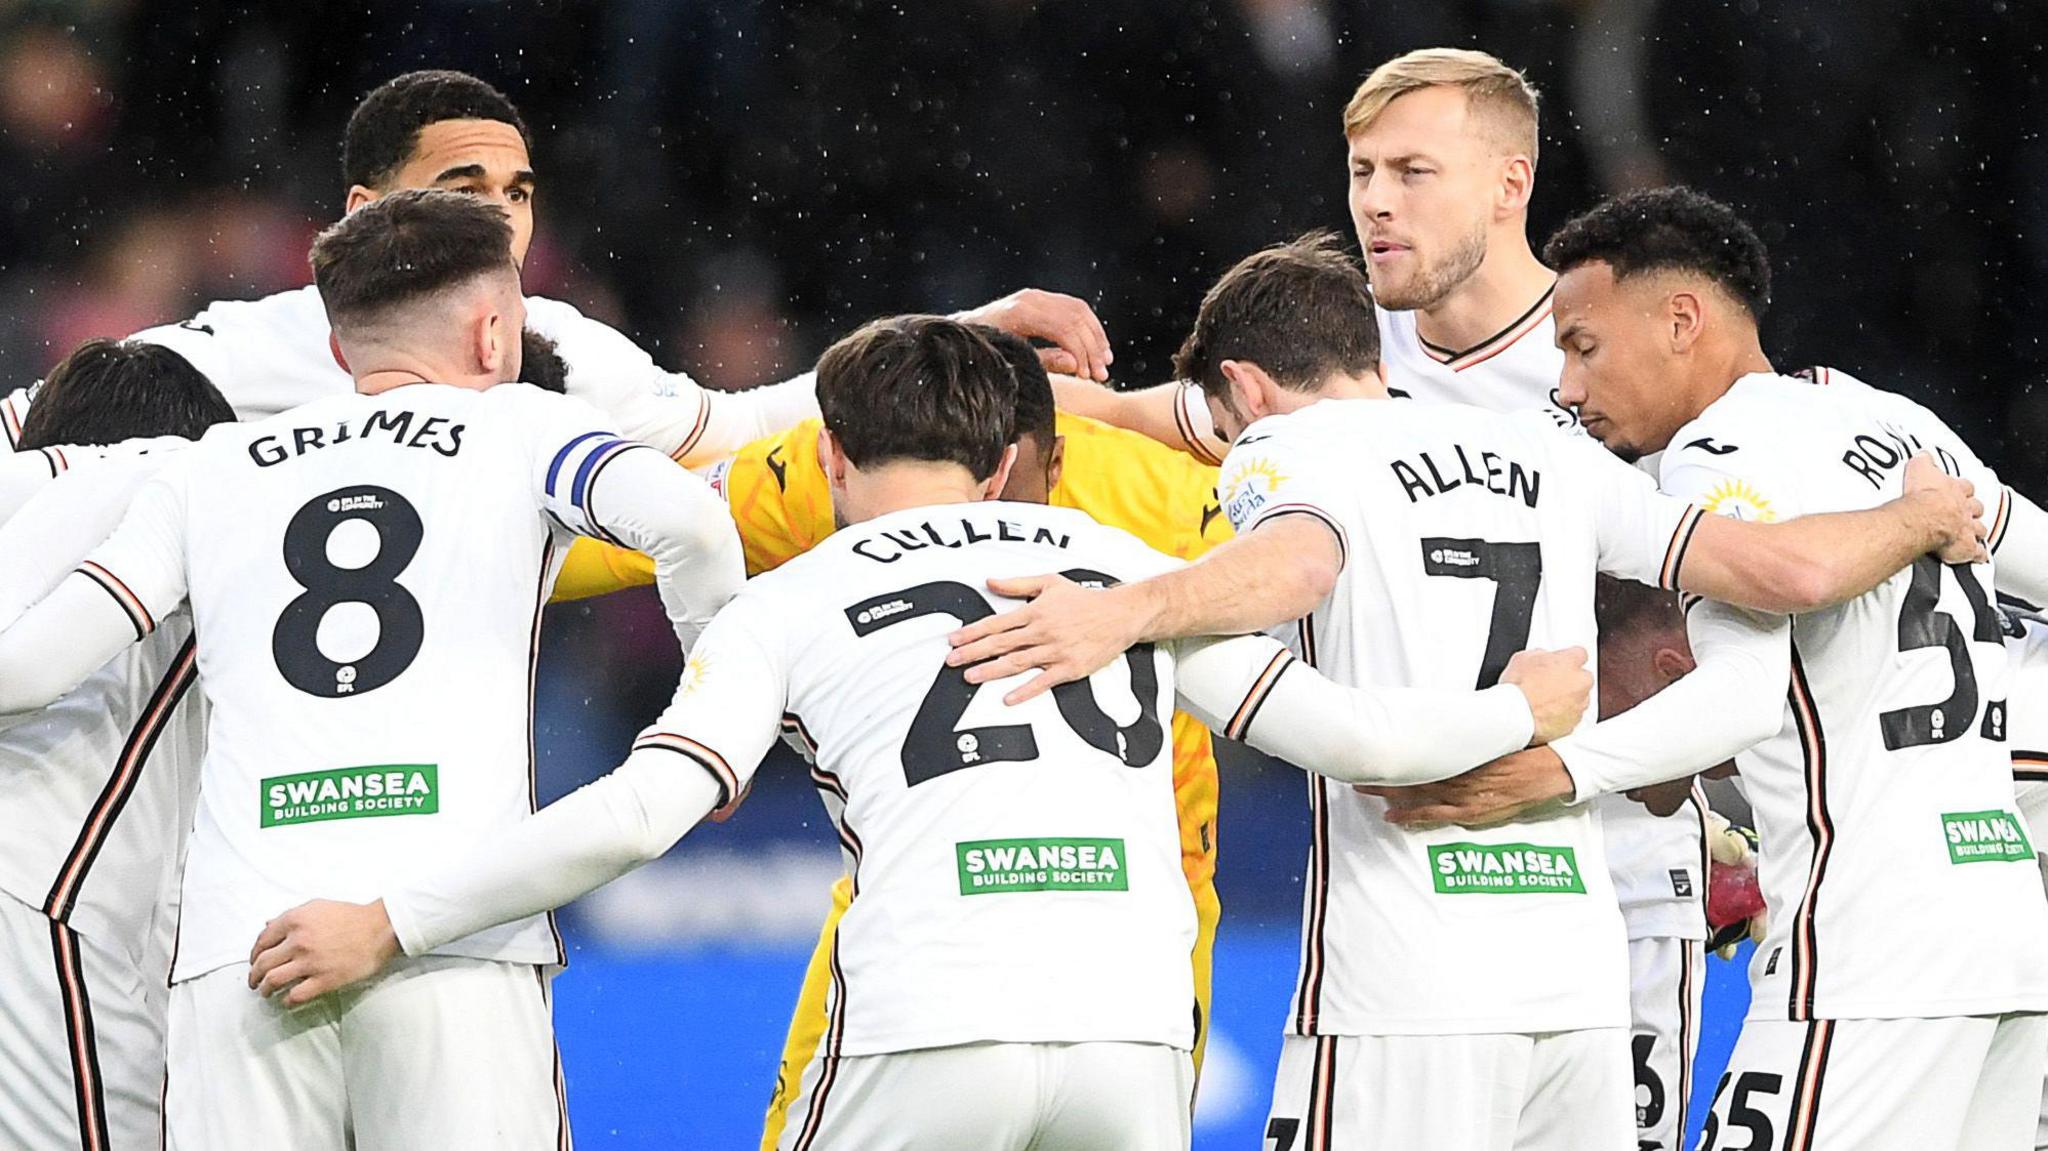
[1659,370,2048,1020]
[1381,294,1707,937]
[640,501,1202,1056]
[0,444,203,974]
[79,384,668,981]
[0,285,817,464]
[1217,397,1704,1035]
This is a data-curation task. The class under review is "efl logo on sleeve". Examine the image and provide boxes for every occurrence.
[260,765,439,828]
[1942,810,2034,864]
[1429,842,1586,894]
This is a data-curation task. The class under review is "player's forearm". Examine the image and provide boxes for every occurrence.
[1050,378,1222,464]
[0,575,139,715]
[382,751,726,956]
[1125,518,1336,643]
[1551,602,1787,802]
[1993,487,2048,607]
[1681,496,1947,614]
[586,449,746,643]
[681,372,821,468]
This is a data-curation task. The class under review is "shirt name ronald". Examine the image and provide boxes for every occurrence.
[851,518,1071,564]
[1391,444,1542,509]
[249,409,465,468]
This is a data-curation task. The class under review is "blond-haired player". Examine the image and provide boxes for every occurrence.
[1059,49,1712,1150]
[550,328,1233,1148]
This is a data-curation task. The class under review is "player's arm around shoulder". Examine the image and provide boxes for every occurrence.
[1660,419,1986,614]
[945,427,1339,705]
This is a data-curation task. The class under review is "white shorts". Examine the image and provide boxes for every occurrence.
[1263,1029,1634,1151]
[1628,935,1705,1151]
[0,891,164,1151]
[775,1040,1193,1151]
[1705,1013,2046,1151]
[165,954,570,1151]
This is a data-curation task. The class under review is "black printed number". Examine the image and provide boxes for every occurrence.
[1264,1117,1300,1151]
[845,571,1166,787]
[1631,1033,1666,1137]
[1699,1070,1780,1151]
[1419,537,1543,688]
[271,486,425,698]
[1880,556,2003,750]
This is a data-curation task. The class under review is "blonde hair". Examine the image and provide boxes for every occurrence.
[1343,48,1541,166]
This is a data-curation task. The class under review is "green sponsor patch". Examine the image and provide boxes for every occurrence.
[1942,810,2034,864]
[956,837,1128,895]
[260,765,438,828]
[1429,842,1586,894]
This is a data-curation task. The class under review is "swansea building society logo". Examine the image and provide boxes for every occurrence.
[956,837,1128,895]
[261,765,438,828]
[1429,842,1586,894]
[1943,810,2034,864]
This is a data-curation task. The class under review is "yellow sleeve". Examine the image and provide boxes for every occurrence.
[549,538,655,602]
[1049,412,1230,559]
[723,419,835,576]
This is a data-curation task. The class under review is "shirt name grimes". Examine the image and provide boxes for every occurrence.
[249,409,465,467]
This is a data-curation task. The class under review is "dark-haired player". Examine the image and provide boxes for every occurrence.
[0,190,746,1149]
[0,339,233,519]
[0,338,234,1151]
[548,326,1239,1149]
[0,69,1111,463]
[1391,187,2048,1149]
[238,314,1606,1151]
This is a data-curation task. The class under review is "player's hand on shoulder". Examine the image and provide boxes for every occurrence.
[953,289,1112,382]
[1902,451,1989,565]
[1357,746,1576,830]
[1500,645,1591,745]
[247,898,401,1006]
[945,572,1146,705]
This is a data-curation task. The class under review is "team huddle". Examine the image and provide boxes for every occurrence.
[0,47,2043,1151]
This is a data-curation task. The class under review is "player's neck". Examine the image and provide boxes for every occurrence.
[352,364,500,396]
[836,463,998,525]
[1411,236,1555,354]
[1279,370,1385,414]
[1663,338,1775,448]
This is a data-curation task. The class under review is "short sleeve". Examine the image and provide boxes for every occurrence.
[1216,426,1350,569]
[1558,434,1705,590]
[628,591,791,809]
[0,385,34,450]
[76,460,193,639]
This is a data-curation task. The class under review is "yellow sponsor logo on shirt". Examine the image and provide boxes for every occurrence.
[1702,478,1777,523]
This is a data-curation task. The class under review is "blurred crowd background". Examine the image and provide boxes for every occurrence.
[3,2,2044,1141]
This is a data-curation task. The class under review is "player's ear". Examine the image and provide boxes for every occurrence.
[1045,435,1066,492]
[344,185,378,215]
[1667,290,1706,354]
[1497,153,1535,219]
[1651,644,1696,686]
[981,444,1020,501]
[819,428,849,489]
[1218,360,1269,421]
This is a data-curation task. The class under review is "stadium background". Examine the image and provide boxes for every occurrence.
[1,1,2043,1144]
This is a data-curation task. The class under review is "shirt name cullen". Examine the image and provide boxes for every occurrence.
[1391,445,1542,508]
[248,409,465,467]
[852,517,1071,564]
